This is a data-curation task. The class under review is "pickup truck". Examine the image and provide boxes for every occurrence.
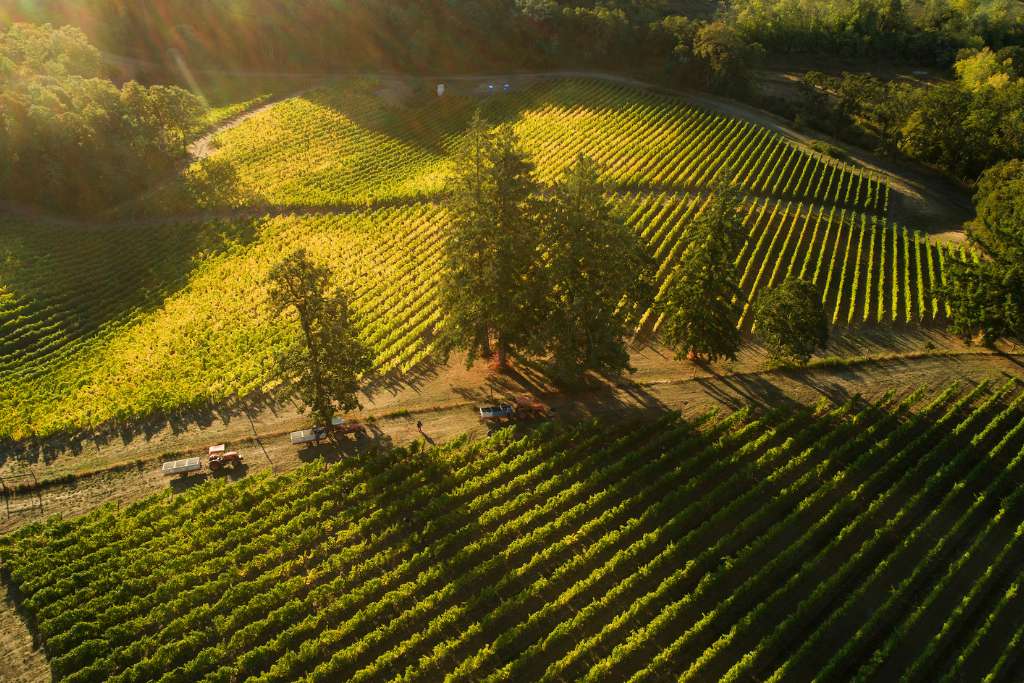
[478,395,549,423]
[289,417,367,445]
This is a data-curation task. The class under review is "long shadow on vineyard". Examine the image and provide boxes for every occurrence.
[0,390,280,469]
[691,365,861,412]
[302,78,578,161]
[0,204,262,362]
[302,88,474,157]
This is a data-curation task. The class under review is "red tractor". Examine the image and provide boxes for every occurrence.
[329,420,368,438]
[513,394,549,419]
[207,444,244,471]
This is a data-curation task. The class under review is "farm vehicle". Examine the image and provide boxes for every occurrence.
[161,444,243,479]
[289,416,367,446]
[478,395,549,424]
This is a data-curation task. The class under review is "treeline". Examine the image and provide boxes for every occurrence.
[0,1,757,91]
[793,46,1024,181]
[5,1,1021,77]
[0,1,678,74]
[0,23,204,215]
[729,0,1024,63]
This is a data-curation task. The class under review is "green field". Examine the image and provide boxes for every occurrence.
[0,78,960,441]
[3,380,1023,681]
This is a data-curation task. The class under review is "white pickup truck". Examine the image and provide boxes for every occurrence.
[289,416,366,445]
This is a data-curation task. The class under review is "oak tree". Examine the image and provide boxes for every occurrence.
[754,279,829,366]
[267,250,370,428]
[943,159,1024,344]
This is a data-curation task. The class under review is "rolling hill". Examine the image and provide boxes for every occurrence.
[0,77,963,441]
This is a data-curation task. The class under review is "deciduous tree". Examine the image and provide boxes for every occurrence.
[943,159,1024,344]
[0,23,204,215]
[267,250,370,428]
[754,279,829,366]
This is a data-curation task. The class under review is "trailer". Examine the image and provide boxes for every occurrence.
[479,403,515,421]
[289,428,323,446]
[162,457,202,477]
[290,417,367,446]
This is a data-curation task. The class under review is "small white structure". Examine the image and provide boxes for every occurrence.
[437,83,446,97]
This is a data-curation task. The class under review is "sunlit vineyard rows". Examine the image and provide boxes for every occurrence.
[0,77,948,441]
[616,192,959,331]
[178,78,888,213]
[0,195,956,440]
[3,380,1023,681]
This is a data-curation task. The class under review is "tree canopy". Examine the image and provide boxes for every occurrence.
[267,250,371,428]
[798,49,1024,181]
[0,23,204,215]
[754,279,829,366]
[438,113,544,370]
[943,159,1024,344]
[538,154,653,382]
[660,174,746,362]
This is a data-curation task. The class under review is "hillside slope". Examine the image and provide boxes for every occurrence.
[0,78,963,441]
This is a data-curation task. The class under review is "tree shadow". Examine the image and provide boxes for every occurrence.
[169,472,209,493]
[298,426,394,464]
[210,462,250,482]
[361,354,447,401]
[0,391,280,469]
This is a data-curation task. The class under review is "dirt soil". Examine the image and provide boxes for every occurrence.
[0,581,47,683]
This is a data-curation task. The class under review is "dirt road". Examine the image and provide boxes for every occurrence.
[3,343,1021,536]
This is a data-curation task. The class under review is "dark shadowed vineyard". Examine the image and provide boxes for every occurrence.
[3,378,1023,682]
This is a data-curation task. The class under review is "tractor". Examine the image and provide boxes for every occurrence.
[207,444,244,471]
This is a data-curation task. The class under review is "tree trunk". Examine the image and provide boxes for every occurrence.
[495,334,508,371]
[480,328,493,358]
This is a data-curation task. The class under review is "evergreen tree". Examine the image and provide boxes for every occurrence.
[267,250,371,428]
[660,173,746,362]
[438,112,544,370]
[538,155,653,382]
[754,279,829,366]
